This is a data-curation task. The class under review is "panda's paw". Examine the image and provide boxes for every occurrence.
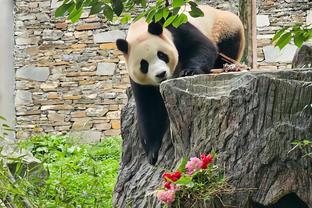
[180,68,202,77]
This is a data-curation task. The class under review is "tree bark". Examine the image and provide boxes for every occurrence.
[113,69,312,208]
[239,0,257,69]
[292,44,312,69]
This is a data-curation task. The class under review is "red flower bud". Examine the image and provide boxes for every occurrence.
[173,171,181,179]
[162,171,182,182]
[162,173,171,181]
[200,153,213,169]
[164,182,171,189]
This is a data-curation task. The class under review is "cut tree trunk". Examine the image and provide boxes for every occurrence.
[113,69,312,208]
[292,44,312,69]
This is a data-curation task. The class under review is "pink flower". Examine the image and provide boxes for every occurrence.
[157,190,175,204]
[185,157,203,175]
[200,153,213,169]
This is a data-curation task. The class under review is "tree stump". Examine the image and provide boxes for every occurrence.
[292,44,312,69]
[113,69,312,208]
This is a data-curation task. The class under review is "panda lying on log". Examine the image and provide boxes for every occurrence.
[116,5,245,165]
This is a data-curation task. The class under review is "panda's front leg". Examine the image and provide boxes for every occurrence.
[179,67,205,77]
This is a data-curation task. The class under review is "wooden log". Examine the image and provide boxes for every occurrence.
[113,69,312,208]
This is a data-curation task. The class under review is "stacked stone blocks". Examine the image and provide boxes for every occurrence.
[15,0,129,140]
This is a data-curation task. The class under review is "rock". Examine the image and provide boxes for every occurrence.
[93,30,126,43]
[113,69,312,207]
[15,37,40,45]
[263,44,297,63]
[48,112,65,122]
[15,90,32,106]
[51,0,62,9]
[256,15,270,27]
[307,10,312,23]
[96,63,116,75]
[106,111,120,119]
[47,92,60,99]
[86,107,109,117]
[16,66,49,81]
[76,23,101,31]
[101,92,117,99]
[40,82,59,91]
[71,111,86,118]
[292,44,312,68]
[94,123,112,130]
[42,29,63,40]
[111,120,120,129]
[105,129,121,136]
[69,130,102,143]
[63,95,82,100]
[41,105,73,111]
[72,118,92,130]
[100,43,117,50]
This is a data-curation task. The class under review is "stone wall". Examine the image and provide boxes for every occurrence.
[14,0,312,140]
[256,0,312,69]
[14,0,128,140]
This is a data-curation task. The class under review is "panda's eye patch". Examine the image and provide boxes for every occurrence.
[140,59,149,74]
[157,51,169,63]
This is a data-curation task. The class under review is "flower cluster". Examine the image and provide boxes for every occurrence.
[156,153,214,205]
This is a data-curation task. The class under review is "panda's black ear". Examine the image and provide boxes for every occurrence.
[116,39,128,54]
[148,22,163,36]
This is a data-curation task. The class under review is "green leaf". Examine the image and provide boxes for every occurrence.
[162,7,169,19]
[146,7,157,23]
[155,8,163,22]
[172,0,184,8]
[188,1,197,7]
[176,157,188,173]
[175,175,194,187]
[303,140,312,146]
[0,116,6,121]
[163,15,177,27]
[103,5,114,21]
[189,6,204,17]
[172,13,188,28]
[141,0,147,7]
[294,33,304,48]
[55,3,73,17]
[112,0,124,16]
[89,1,103,16]
[120,14,131,24]
[68,7,83,23]
[275,32,292,49]
[171,7,180,15]
[2,124,10,128]
[134,11,146,22]
[272,27,288,42]
[76,0,84,9]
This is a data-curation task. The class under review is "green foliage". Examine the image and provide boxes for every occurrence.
[173,164,228,205]
[0,116,14,139]
[272,24,312,49]
[0,134,122,208]
[56,0,203,28]
[289,139,312,158]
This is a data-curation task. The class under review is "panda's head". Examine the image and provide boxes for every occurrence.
[116,22,179,86]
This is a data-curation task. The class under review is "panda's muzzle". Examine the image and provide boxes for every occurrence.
[155,71,167,81]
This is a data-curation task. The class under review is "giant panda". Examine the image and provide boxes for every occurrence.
[116,5,245,165]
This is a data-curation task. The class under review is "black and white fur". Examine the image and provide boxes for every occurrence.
[116,5,245,165]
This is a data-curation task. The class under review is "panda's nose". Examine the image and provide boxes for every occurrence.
[156,71,166,79]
